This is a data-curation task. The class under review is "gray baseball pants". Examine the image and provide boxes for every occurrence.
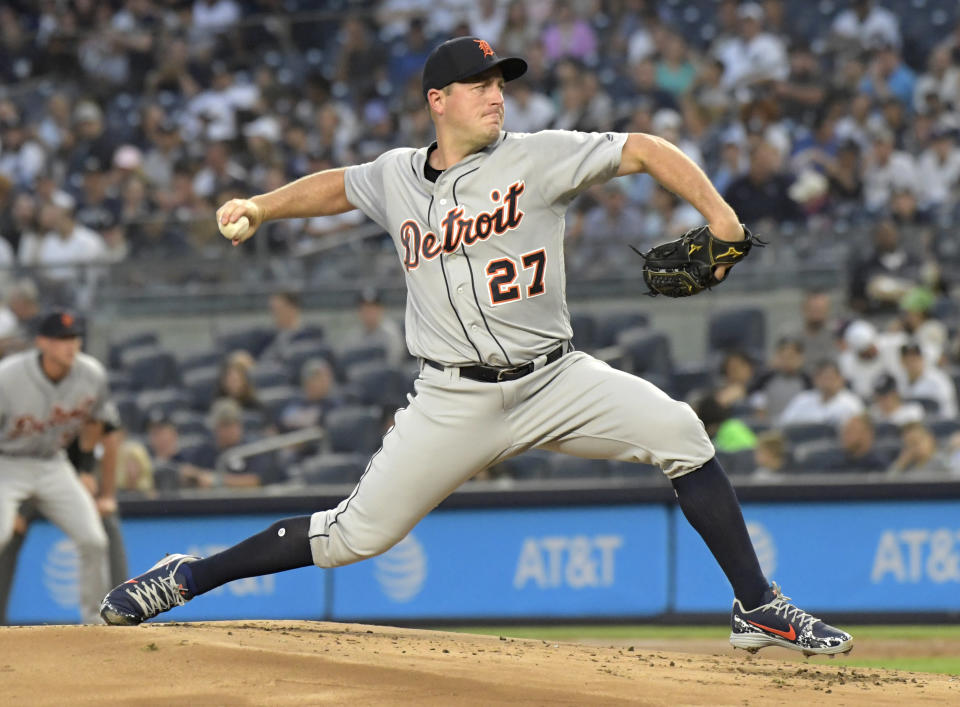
[0,455,109,624]
[309,351,714,567]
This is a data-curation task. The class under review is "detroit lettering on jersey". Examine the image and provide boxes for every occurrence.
[400,181,525,270]
[10,398,96,438]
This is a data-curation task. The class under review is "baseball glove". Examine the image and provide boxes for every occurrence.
[632,225,764,297]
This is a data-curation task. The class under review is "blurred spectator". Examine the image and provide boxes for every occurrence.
[825,139,864,215]
[897,288,948,361]
[651,108,703,166]
[715,350,756,410]
[830,0,901,52]
[541,0,597,64]
[915,123,960,212]
[724,141,803,225]
[260,290,309,363]
[277,358,341,434]
[863,127,917,213]
[848,220,922,314]
[639,186,701,245]
[67,101,117,188]
[690,57,732,125]
[573,181,645,263]
[655,30,696,98]
[695,390,757,453]
[192,0,241,39]
[870,374,924,426]
[914,46,960,115]
[0,277,39,356]
[31,194,108,281]
[215,350,262,411]
[503,81,556,133]
[625,59,678,115]
[192,141,248,199]
[721,3,788,92]
[827,413,890,472]
[858,44,915,109]
[116,439,155,495]
[75,156,122,238]
[498,1,540,57]
[837,319,900,400]
[779,359,864,426]
[335,15,388,101]
[774,45,827,126]
[343,288,406,367]
[748,336,811,421]
[142,119,187,191]
[181,398,284,488]
[895,342,957,419]
[146,410,190,491]
[469,0,506,42]
[888,421,951,475]
[0,107,45,188]
[709,132,747,196]
[792,291,835,363]
[753,430,787,479]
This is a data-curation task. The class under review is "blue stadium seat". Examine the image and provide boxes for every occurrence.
[257,385,301,423]
[670,366,711,400]
[182,365,220,411]
[170,410,209,437]
[285,340,339,384]
[250,362,289,389]
[325,406,383,454]
[793,445,845,473]
[136,388,192,419]
[216,326,275,358]
[297,453,368,485]
[569,312,598,351]
[548,456,612,479]
[179,349,223,375]
[929,418,960,439]
[594,311,650,348]
[346,364,412,409]
[717,449,757,475]
[781,422,837,446]
[291,325,326,342]
[107,369,132,394]
[873,421,901,442]
[609,460,661,479]
[127,349,181,392]
[618,328,674,377]
[499,450,555,480]
[108,332,159,370]
[338,343,388,376]
[708,307,766,358]
[114,393,144,433]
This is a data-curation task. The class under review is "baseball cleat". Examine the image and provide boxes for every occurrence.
[99,554,199,626]
[729,582,853,656]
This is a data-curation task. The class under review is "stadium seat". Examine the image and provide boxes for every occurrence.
[929,418,960,439]
[170,409,209,437]
[216,326,275,358]
[793,445,845,473]
[670,366,712,400]
[707,307,766,358]
[179,349,223,375]
[127,349,181,391]
[250,362,289,389]
[325,406,384,454]
[569,312,598,350]
[297,453,368,485]
[114,393,145,433]
[135,388,192,419]
[257,385,301,424]
[284,340,339,384]
[717,449,757,475]
[617,328,674,377]
[499,450,554,480]
[182,365,220,410]
[548,456,612,479]
[609,460,661,479]
[338,343,388,376]
[108,332,159,370]
[291,325,326,342]
[873,421,901,443]
[346,364,412,409]
[594,311,650,348]
[781,422,837,446]
[107,369,132,394]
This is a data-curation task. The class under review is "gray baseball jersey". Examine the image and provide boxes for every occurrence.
[344,130,628,365]
[309,129,714,570]
[0,350,119,458]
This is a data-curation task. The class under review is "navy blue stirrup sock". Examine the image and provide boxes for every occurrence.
[182,516,314,596]
[671,457,769,610]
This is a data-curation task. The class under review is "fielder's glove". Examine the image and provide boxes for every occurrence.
[632,224,764,297]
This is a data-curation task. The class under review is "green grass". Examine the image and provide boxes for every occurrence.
[444,624,960,675]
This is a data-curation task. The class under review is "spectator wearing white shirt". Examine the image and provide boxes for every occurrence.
[779,359,865,427]
[34,195,107,282]
[830,0,901,52]
[721,4,788,92]
[191,0,240,37]
[863,127,917,213]
[896,342,958,419]
[837,320,901,401]
[870,374,924,426]
[503,81,556,133]
[915,124,960,211]
[468,0,506,43]
[0,112,46,189]
[913,46,960,116]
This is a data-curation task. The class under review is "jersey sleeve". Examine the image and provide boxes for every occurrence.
[343,148,408,230]
[525,130,629,208]
[87,359,121,429]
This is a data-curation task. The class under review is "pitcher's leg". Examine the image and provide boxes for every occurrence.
[309,382,510,567]
[34,463,109,624]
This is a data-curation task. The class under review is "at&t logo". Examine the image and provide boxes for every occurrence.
[374,533,428,602]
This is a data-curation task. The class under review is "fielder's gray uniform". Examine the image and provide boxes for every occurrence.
[0,350,118,623]
[309,130,714,567]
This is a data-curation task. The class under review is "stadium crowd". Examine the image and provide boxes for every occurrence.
[1,0,960,492]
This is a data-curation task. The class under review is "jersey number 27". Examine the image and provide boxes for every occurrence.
[486,250,546,305]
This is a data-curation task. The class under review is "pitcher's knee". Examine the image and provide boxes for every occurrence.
[658,399,714,478]
[308,509,405,568]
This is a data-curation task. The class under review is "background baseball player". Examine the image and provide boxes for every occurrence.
[102,37,852,656]
[0,311,119,624]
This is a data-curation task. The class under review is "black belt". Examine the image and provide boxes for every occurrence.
[424,343,567,383]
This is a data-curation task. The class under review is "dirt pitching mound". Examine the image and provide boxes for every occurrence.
[1,621,956,705]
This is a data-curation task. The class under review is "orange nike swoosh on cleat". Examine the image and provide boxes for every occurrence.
[747,620,796,641]
[124,579,138,584]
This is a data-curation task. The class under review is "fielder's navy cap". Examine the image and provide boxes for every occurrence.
[422,36,527,100]
[37,310,84,338]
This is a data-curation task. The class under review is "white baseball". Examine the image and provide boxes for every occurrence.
[219,215,250,240]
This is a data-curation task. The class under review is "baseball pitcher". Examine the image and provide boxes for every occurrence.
[0,311,119,623]
[102,37,852,656]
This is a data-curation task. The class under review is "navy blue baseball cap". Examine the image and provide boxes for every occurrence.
[37,310,84,338]
[422,37,527,100]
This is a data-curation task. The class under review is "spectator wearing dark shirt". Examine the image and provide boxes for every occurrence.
[180,398,284,489]
[848,219,923,314]
[749,336,812,421]
[826,413,891,472]
[724,141,803,225]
